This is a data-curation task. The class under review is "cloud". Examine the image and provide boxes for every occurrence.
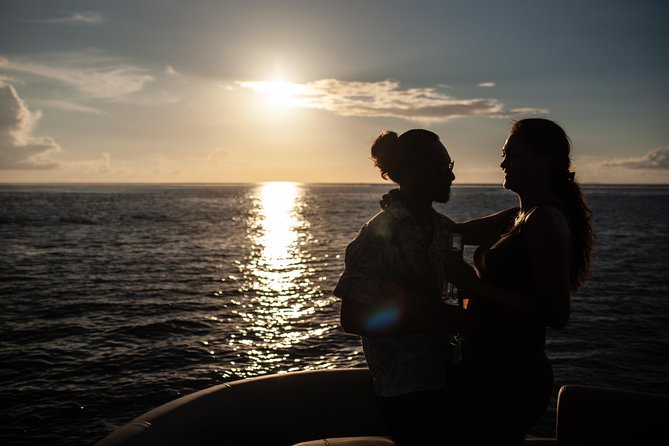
[31,12,104,25]
[0,82,61,170]
[206,147,231,164]
[0,55,154,101]
[602,147,669,170]
[478,82,496,88]
[65,152,114,173]
[237,78,546,122]
[165,65,179,76]
[32,99,104,115]
[0,73,17,84]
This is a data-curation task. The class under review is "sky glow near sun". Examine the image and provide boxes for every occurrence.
[237,80,313,109]
[0,1,667,184]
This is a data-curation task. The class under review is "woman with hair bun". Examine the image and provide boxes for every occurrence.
[334,129,465,444]
[445,118,595,444]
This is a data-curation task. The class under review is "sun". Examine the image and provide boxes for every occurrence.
[239,79,311,108]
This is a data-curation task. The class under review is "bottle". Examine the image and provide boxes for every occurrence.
[443,232,463,306]
[443,232,464,364]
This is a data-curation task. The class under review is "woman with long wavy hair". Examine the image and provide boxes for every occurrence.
[445,118,595,445]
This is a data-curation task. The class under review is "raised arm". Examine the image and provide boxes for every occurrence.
[452,207,518,245]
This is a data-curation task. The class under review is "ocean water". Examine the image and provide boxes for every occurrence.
[1,183,668,445]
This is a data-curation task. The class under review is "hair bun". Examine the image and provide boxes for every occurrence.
[371,130,401,181]
[371,130,399,158]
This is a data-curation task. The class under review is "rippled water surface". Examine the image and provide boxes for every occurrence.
[1,183,668,445]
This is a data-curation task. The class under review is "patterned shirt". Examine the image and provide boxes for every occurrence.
[334,196,459,396]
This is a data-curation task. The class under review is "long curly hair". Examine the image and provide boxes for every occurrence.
[511,118,595,292]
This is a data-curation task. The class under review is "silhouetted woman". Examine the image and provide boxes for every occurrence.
[334,129,465,445]
[445,118,594,445]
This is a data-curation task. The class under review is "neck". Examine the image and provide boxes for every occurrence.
[399,187,434,221]
[518,184,553,212]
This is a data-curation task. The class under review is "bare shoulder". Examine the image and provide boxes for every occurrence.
[525,205,568,225]
[524,205,570,239]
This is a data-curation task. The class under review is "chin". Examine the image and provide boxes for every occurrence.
[434,189,451,204]
[503,180,520,194]
[503,177,514,191]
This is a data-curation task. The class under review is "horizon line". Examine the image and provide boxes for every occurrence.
[1,181,668,187]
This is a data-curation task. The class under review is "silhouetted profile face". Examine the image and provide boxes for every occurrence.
[500,133,550,193]
[404,140,455,203]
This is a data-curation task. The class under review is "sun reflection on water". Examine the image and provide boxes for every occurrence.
[222,182,339,377]
[254,182,304,292]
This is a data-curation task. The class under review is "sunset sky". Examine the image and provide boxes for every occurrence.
[1,0,667,184]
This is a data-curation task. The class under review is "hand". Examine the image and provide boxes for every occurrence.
[444,254,478,290]
[441,302,466,333]
[379,188,400,209]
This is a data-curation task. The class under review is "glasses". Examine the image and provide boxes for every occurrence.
[420,160,455,175]
[442,160,455,174]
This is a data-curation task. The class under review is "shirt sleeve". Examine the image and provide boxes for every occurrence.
[333,223,388,306]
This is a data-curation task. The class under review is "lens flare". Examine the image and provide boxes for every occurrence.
[366,307,400,332]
